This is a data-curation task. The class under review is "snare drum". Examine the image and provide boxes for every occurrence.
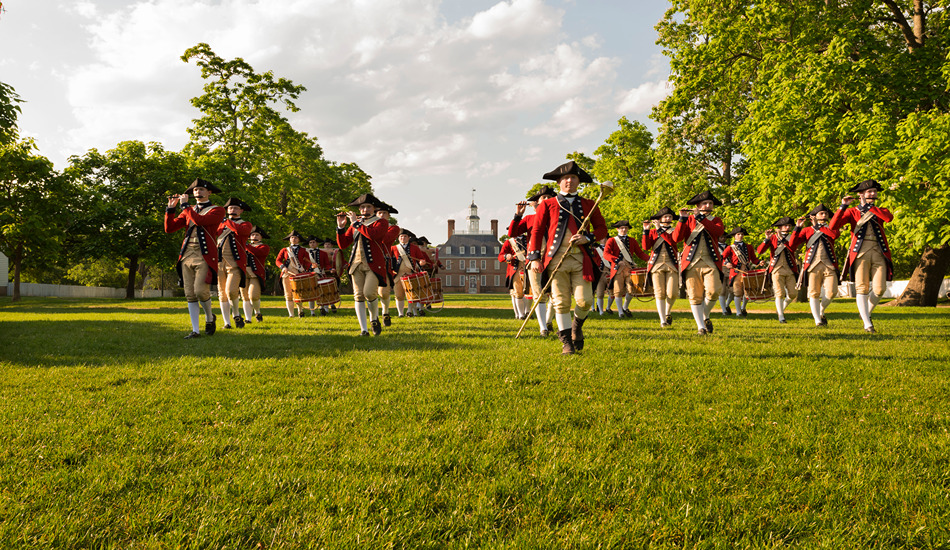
[290,272,318,303]
[401,271,433,303]
[314,278,341,306]
[425,277,444,305]
[628,267,651,297]
[742,269,773,300]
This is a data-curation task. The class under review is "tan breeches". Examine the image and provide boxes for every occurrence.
[684,265,721,305]
[651,267,679,301]
[549,253,592,314]
[508,271,526,299]
[393,265,413,301]
[595,270,611,298]
[528,268,549,303]
[217,262,243,303]
[181,246,211,303]
[351,263,379,302]
[612,264,635,297]
[854,247,887,296]
[771,270,797,300]
[240,273,262,304]
[807,264,838,299]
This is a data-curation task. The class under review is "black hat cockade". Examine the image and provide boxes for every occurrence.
[849,179,882,193]
[808,203,832,217]
[527,185,557,201]
[250,226,270,239]
[772,216,795,227]
[184,178,222,194]
[542,161,594,184]
[650,206,676,220]
[727,226,749,237]
[223,197,252,212]
[347,193,388,210]
[686,190,723,206]
[612,220,632,228]
[284,230,304,241]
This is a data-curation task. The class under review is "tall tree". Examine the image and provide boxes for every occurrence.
[0,139,69,301]
[67,141,193,299]
[1,81,22,146]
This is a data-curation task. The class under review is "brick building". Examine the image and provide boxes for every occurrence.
[437,199,507,294]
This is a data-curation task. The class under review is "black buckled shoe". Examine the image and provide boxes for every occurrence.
[256,313,263,322]
[372,319,382,336]
[205,315,216,335]
[704,318,713,334]
[665,314,673,326]
[383,314,391,327]
[696,328,708,336]
[418,308,426,317]
[819,315,827,326]
[234,316,245,329]
[572,316,586,351]
[360,330,370,336]
[558,329,575,355]
[330,305,337,313]
[184,331,200,339]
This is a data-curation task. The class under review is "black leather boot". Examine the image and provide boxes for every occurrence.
[572,316,587,351]
[558,329,575,355]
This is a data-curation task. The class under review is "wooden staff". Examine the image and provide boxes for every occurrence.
[515,181,614,338]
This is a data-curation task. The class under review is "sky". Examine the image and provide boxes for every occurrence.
[0,0,673,244]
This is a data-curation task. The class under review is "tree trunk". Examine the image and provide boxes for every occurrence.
[888,244,950,307]
[11,242,23,302]
[126,254,139,299]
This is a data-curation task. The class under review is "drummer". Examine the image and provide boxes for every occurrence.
[276,230,313,318]
[721,226,761,317]
[337,193,391,336]
[499,232,530,320]
[306,235,333,316]
[321,238,343,313]
[392,229,431,318]
[603,219,649,318]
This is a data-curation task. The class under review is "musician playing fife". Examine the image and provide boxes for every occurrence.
[830,179,894,333]
[797,204,840,327]
[337,193,391,336]
[509,186,556,335]
[500,232,530,321]
[165,178,226,339]
[721,226,761,318]
[757,216,804,324]
[527,161,608,355]
[673,191,726,335]
[240,227,270,323]
[643,207,679,327]
[216,198,253,329]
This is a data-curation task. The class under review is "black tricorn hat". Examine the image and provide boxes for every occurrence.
[650,206,676,220]
[223,197,252,212]
[284,230,304,240]
[347,193,386,210]
[398,228,416,238]
[808,203,832,216]
[849,179,882,193]
[250,226,270,239]
[527,185,557,201]
[416,236,431,245]
[306,235,320,243]
[184,177,222,194]
[542,161,593,184]
[612,220,632,228]
[727,226,749,237]
[321,238,336,247]
[686,190,722,206]
[377,200,399,214]
[772,216,795,227]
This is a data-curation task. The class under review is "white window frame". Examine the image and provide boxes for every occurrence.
[446,275,452,286]
[459,260,465,270]
[470,246,476,255]
[480,260,486,270]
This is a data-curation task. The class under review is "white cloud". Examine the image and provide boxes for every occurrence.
[617,80,671,114]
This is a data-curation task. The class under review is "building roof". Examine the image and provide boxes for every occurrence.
[439,233,500,253]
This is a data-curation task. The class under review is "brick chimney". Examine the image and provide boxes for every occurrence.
[491,219,498,239]
[447,219,455,240]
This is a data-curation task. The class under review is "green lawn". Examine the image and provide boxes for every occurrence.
[1,295,948,548]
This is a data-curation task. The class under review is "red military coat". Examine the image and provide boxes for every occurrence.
[499,235,529,286]
[337,216,391,282]
[672,214,725,274]
[527,194,608,282]
[603,234,649,282]
[276,245,312,273]
[306,247,333,276]
[508,213,535,239]
[245,242,271,282]
[756,230,804,277]
[830,204,894,281]
[164,201,226,286]
[642,226,679,274]
[391,242,430,274]
[721,242,760,286]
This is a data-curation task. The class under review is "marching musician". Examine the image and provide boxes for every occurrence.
[240,227,270,323]
[757,216,804,324]
[306,236,333,316]
[391,229,431,318]
[830,179,894,333]
[593,241,615,316]
[717,234,734,316]
[643,207,680,327]
[603,219,649,318]
[721,226,760,318]
[337,193,391,336]
[321,238,342,313]
[673,191,726,335]
[276,230,313,318]
[164,178,226,339]
[378,205,402,325]
[527,161,608,355]
[216,198,254,329]
[797,204,840,327]
[510,185,556,335]
[499,233,530,321]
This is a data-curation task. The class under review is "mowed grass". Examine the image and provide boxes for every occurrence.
[1,294,948,548]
